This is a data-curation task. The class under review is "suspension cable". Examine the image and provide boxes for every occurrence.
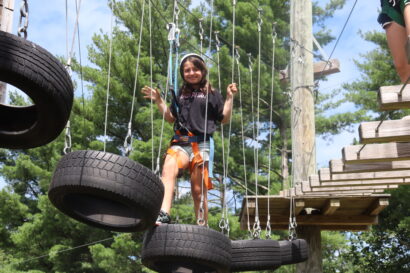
[215,31,229,235]
[266,22,277,239]
[63,0,82,155]
[149,0,155,171]
[103,1,115,152]
[123,0,146,156]
[252,6,263,239]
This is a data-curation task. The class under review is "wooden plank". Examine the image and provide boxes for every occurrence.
[305,184,398,192]
[246,215,378,226]
[318,167,410,182]
[322,199,340,215]
[359,118,410,144]
[378,85,410,111]
[342,142,410,164]
[318,179,408,187]
[279,59,340,81]
[330,159,410,173]
[365,198,389,216]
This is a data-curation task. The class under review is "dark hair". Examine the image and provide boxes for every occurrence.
[179,56,213,95]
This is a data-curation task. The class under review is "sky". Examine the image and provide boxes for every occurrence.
[1,0,381,188]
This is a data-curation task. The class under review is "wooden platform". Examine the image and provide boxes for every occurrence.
[239,195,390,231]
[378,84,410,110]
[330,159,410,173]
[342,142,410,164]
[359,118,410,143]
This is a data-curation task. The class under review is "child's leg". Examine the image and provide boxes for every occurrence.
[385,21,410,82]
[190,162,208,225]
[160,151,189,213]
[403,2,410,35]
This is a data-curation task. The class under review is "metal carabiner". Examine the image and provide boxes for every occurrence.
[123,122,133,156]
[18,0,29,39]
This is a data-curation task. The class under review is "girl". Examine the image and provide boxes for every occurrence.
[378,0,410,83]
[141,53,238,225]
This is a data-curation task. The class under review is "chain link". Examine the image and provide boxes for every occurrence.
[123,122,133,156]
[18,0,29,39]
[252,216,261,239]
[63,121,72,154]
[265,215,272,239]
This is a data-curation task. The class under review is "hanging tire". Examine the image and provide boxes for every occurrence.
[279,239,309,265]
[0,30,73,149]
[141,224,232,273]
[230,239,281,272]
[48,150,164,232]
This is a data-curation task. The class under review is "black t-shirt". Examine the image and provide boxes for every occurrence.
[171,88,225,137]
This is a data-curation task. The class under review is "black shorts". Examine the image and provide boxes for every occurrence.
[378,0,410,28]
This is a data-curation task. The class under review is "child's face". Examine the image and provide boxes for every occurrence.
[183,61,203,86]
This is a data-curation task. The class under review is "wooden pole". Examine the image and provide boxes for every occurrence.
[290,0,322,272]
[0,0,15,104]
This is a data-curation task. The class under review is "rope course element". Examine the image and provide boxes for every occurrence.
[123,0,146,156]
[265,22,277,239]
[3,237,114,268]
[251,6,263,239]
[149,0,155,171]
[102,2,115,152]
[17,0,28,38]
[63,0,82,155]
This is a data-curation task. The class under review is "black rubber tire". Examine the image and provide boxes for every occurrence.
[279,239,309,265]
[0,30,73,149]
[141,224,232,273]
[48,150,164,232]
[230,239,281,272]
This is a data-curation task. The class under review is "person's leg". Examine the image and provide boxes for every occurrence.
[160,150,189,214]
[385,21,410,82]
[190,162,208,225]
[402,1,410,33]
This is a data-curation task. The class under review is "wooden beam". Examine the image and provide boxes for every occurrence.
[279,59,340,81]
[378,84,410,111]
[240,223,370,231]
[359,118,410,144]
[322,199,340,215]
[303,184,398,193]
[296,200,306,215]
[330,159,410,173]
[343,142,410,164]
[245,215,378,226]
[318,168,410,182]
[365,197,389,216]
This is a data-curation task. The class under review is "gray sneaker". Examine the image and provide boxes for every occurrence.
[155,209,171,225]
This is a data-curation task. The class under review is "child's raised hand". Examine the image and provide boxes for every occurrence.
[141,86,161,103]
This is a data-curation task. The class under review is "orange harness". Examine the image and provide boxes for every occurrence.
[166,130,213,190]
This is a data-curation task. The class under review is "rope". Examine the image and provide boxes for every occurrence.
[2,237,114,268]
[252,6,263,239]
[123,0,145,156]
[103,1,115,152]
[63,0,82,155]
[75,0,86,141]
[236,47,252,237]
[266,22,277,239]
[149,0,155,171]
[216,31,229,235]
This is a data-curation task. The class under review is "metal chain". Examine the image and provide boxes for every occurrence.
[63,121,72,154]
[18,0,29,38]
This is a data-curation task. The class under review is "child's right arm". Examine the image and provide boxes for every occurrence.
[141,86,176,123]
